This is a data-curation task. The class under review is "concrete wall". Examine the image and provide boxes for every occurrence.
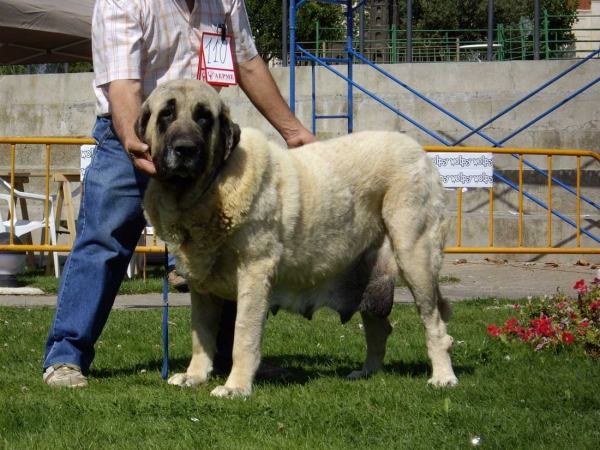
[1,60,599,261]
[574,1,600,55]
[1,59,599,159]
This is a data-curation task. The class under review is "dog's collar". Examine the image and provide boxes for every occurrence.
[198,144,235,198]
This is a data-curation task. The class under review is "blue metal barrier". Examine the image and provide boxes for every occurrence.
[349,48,600,214]
[288,0,599,248]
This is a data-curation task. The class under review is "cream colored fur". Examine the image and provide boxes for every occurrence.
[141,79,458,397]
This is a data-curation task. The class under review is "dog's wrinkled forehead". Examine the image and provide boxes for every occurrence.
[148,80,222,116]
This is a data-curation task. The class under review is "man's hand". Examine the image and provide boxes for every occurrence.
[284,126,318,148]
[125,140,156,176]
[108,79,157,177]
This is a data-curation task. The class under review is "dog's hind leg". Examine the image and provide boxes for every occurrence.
[347,311,393,379]
[384,204,458,386]
[348,248,396,379]
[401,244,457,386]
[169,290,223,387]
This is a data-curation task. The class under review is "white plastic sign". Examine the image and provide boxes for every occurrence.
[428,153,494,188]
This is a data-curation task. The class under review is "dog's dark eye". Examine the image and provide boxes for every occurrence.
[156,99,177,134]
[159,101,176,121]
[193,104,214,130]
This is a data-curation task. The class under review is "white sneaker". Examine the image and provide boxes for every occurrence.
[43,364,88,388]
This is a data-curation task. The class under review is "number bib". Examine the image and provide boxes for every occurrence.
[197,32,237,87]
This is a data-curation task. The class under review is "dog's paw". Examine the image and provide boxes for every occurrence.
[167,372,207,387]
[346,370,369,380]
[427,375,459,387]
[210,385,252,398]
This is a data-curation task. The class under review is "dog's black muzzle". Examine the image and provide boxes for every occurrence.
[157,127,207,179]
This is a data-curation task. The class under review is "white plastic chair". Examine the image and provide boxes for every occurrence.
[128,226,155,278]
[0,177,60,278]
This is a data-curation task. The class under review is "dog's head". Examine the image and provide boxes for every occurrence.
[135,79,240,182]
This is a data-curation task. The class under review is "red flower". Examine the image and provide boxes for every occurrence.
[574,279,588,293]
[541,326,554,337]
[524,330,534,341]
[503,318,519,332]
[514,326,526,339]
[487,324,503,337]
[562,332,574,344]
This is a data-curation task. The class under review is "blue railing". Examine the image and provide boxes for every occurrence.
[289,0,600,247]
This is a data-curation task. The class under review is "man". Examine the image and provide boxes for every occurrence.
[43,0,316,387]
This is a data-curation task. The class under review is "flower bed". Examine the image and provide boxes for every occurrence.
[488,273,600,355]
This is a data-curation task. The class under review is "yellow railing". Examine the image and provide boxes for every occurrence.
[0,138,599,257]
[0,137,163,254]
[425,146,600,254]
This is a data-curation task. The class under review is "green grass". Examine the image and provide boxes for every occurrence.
[17,267,460,295]
[16,266,174,295]
[1,299,598,449]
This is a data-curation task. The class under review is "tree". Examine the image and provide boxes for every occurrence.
[394,0,578,58]
[244,0,345,64]
[0,62,92,76]
[395,0,576,30]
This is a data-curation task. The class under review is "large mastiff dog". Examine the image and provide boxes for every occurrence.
[139,79,458,397]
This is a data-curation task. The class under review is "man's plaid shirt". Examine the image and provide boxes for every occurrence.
[92,0,258,116]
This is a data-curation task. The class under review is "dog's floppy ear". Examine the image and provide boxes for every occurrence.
[219,104,240,160]
[135,103,151,143]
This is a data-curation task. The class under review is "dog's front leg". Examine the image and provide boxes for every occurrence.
[210,264,272,398]
[169,290,222,387]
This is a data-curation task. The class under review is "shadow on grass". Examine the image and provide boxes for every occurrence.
[264,354,474,384]
[92,354,474,388]
[92,358,186,380]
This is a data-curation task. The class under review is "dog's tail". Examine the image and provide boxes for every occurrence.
[432,208,452,323]
[437,286,453,322]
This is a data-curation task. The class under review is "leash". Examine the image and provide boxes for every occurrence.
[161,245,169,380]
[159,147,234,380]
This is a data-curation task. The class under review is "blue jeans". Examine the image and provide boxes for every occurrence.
[43,117,165,373]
